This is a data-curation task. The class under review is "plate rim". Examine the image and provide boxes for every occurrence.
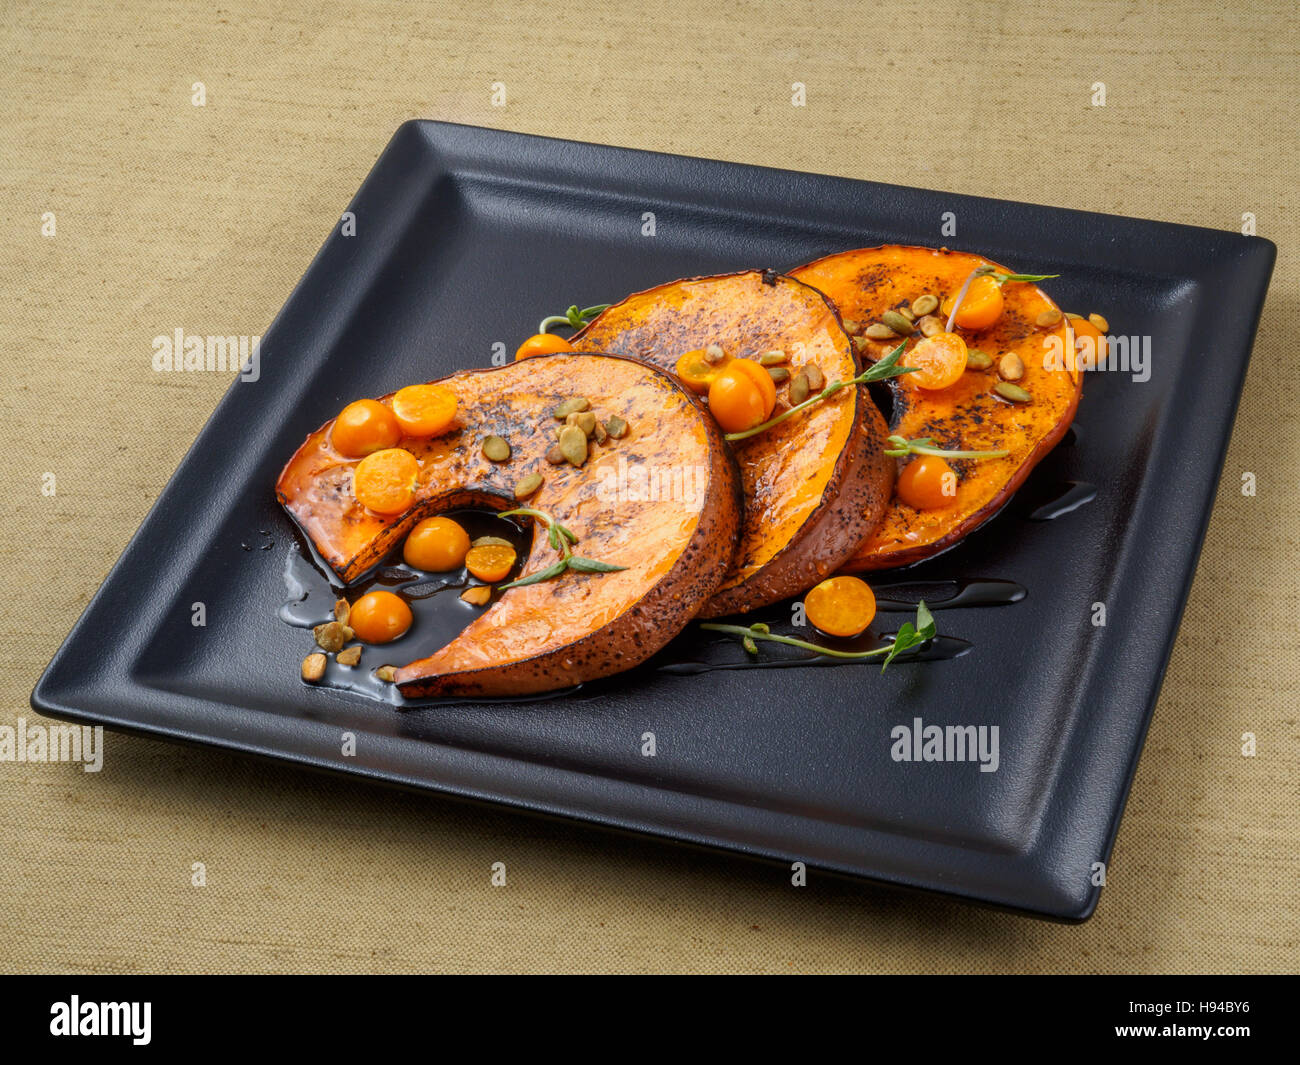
[31,120,1277,922]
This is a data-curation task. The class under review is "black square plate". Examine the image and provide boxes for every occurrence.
[32,121,1274,920]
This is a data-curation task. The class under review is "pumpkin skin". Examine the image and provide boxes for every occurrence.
[572,269,893,616]
[791,246,1082,571]
[276,353,743,697]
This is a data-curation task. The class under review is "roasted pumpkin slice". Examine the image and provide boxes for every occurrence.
[571,270,892,616]
[276,354,743,697]
[791,245,1082,570]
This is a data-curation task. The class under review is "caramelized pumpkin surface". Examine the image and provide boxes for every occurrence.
[572,270,893,615]
[791,246,1082,570]
[276,354,743,697]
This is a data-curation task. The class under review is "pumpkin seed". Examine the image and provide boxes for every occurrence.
[853,335,871,353]
[759,350,787,366]
[301,653,327,683]
[911,293,939,317]
[552,397,590,419]
[1035,308,1063,328]
[789,371,810,405]
[994,382,1031,403]
[313,621,350,653]
[593,420,608,444]
[375,665,396,683]
[865,322,900,340]
[473,535,514,549]
[1065,311,1083,320]
[337,645,362,667]
[704,343,726,364]
[965,349,993,370]
[482,435,511,462]
[559,425,588,466]
[918,314,945,338]
[804,363,825,391]
[566,410,597,437]
[513,473,543,499]
[998,352,1025,381]
[899,306,916,322]
[460,586,492,606]
[545,444,565,465]
[604,415,628,439]
[881,311,914,335]
[841,318,861,334]
[1088,312,1109,333]
[767,367,790,383]
[334,597,350,625]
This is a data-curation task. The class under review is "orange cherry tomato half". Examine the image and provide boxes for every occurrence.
[391,384,458,438]
[353,447,419,516]
[804,576,877,638]
[674,349,731,393]
[464,543,517,584]
[903,332,968,391]
[727,358,777,419]
[403,516,470,571]
[348,590,413,644]
[707,365,767,434]
[940,274,1004,331]
[332,399,401,458]
[1068,315,1107,371]
[515,333,574,360]
[896,455,959,510]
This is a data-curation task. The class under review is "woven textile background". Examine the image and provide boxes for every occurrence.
[1,0,1295,973]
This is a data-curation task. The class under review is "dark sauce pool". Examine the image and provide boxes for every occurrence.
[279,509,579,706]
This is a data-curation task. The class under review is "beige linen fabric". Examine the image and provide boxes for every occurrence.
[1,0,1295,972]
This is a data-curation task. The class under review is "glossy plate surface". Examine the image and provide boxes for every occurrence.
[32,121,1275,919]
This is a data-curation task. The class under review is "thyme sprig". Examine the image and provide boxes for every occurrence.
[700,601,936,673]
[944,265,1060,332]
[496,506,625,590]
[723,342,917,443]
[537,304,611,334]
[883,435,1010,460]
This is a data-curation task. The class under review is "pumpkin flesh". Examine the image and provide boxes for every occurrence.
[791,245,1082,570]
[276,354,743,696]
[572,270,893,615]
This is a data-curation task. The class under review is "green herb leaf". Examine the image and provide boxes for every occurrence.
[916,600,935,639]
[881,601,935,672]
[496,557,569,590]
[881,622,918,672]
[538,303,611,335]
[566,555,627,574]
[993,271,1060,284]
[860,341,917,384]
